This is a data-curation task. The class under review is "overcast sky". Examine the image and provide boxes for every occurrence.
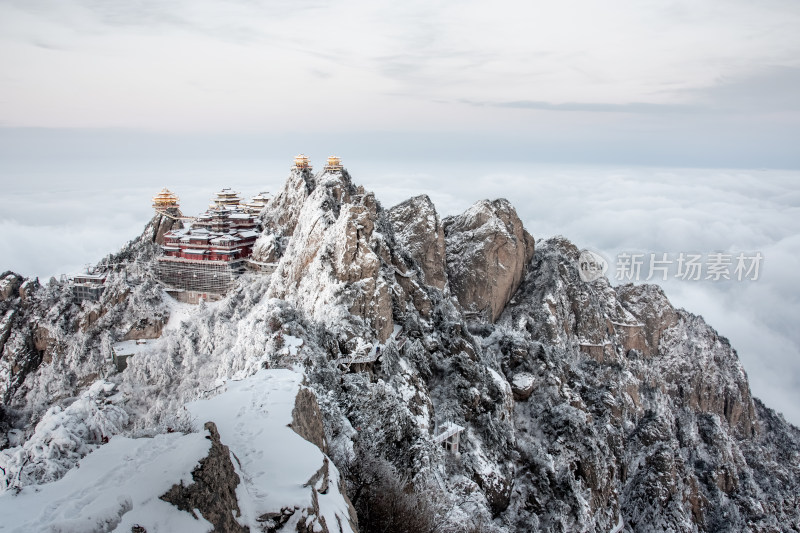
[1,2,799,424]
[1,0,799,165]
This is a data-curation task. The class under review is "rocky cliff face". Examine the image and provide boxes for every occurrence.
[250,167,316,264]
[443,199,535,322]
[491,237,795,531]
[118,211,184,261]
[1,168,798,533]
[388,195,448,290]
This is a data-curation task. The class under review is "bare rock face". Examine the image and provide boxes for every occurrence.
[332,195,395,342]
[108,211,183,266]
[0,273,22,302]
[138,209,184,247]
[443,199,535,322]
[291,387,328,454]
[32,325,54,354]
[261,167,315,238]
[152,209,184,246]
[616,284,678,357]
[251,233,281,264]
[18,279,40,302]
[251,168,315,264]
[490,237,786,530]
[387,195,447,290]
[160,422,247,532]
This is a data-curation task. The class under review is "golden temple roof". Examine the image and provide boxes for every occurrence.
[325,155,342,170]
[294,154,311,169]
[152,188,179,208]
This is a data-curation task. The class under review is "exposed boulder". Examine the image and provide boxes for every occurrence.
[251,233,281,264]
[388,195,448,290]
[443,199,535,322]
[510,372,536,401]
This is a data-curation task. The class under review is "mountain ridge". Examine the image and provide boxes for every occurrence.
[0,165,798,532]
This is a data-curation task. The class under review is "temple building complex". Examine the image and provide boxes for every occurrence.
[151,155,343,302]
[155,189,261,302]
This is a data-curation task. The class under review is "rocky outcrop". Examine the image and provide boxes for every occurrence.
[260,168,315,238]
[388,195,447,290]
[0,273,22,302]
[251,233,281,264]
[18,279,39,302]
[151,209,184,246]
[616,283,678,357]
[292,387,328,454]
[266,170,397,342]
[443,199,535,322]
[251,167,315,264]
[160,422,247,532]
[331,193,394,341]
[489,236,797,531]
[139,210,184,247]
[510,372,536,401]
[107,212,183,265]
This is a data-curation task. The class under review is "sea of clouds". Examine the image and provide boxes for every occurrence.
[1,157,798,426]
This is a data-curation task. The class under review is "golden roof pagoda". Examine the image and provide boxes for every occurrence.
[152,188,179,209]
[294,154,311,170]
[325,155,343,171]
[210,188,242,210]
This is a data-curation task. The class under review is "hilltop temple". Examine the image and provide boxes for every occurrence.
[152,155,343,302]
[154,189,261,301]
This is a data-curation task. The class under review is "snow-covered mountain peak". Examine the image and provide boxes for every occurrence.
[1,167,798,532]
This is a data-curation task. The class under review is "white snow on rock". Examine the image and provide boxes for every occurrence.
[187,368,356,533]
[0,380,128,492]
[0,432,213,533]
[281,334,304,357]
[0,369,355,533]
[511,372,535,392]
